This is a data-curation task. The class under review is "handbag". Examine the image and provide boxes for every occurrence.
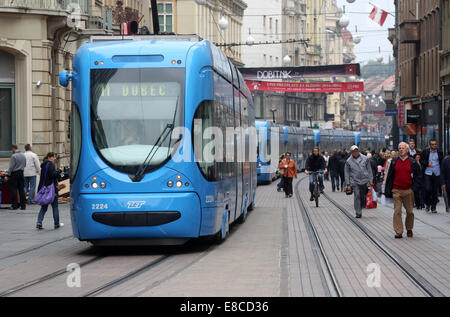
[35,162,55,206]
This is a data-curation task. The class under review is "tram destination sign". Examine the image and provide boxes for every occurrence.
[239,64,360,80]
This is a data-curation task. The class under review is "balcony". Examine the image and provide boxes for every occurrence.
[399,20,420,44]
[0,0,88,13]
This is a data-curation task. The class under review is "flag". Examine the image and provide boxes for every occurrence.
[369,4,388,27]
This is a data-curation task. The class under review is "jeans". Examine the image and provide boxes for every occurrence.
[340,173,346,189]
[24,176,37,203]
[353,184,368,217]
[37,196,60,226]
[414,189,424,208]
[330,171,340,191]
[309,173,324,194]
[277,177,285,191]
[424,174,440,209]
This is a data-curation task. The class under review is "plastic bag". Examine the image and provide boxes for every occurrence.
[366,187,377,209]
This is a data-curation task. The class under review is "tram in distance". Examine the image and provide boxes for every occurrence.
[256,121,386,184]
[59,38,257,245]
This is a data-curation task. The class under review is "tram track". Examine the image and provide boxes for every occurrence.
[0,254,106,297]
[294,177,343,297]
[0,235,74,262]
[0,237,219,297]
[321,191,445,297]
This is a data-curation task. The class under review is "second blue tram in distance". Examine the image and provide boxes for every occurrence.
[256,121,385,184]
[60,37,257,245]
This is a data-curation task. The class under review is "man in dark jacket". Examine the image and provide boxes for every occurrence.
[305,147,327,201]
[440,152,450,213]
[5,144,26,210]
[338,153,347,191]
[420,139,444,213]
[385,142,421,238]
[413,153,425,209]
[328,150,341,192]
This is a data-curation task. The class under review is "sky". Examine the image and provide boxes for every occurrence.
[336,0,395,65]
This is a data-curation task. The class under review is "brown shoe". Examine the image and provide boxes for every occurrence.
[407,230,413,238]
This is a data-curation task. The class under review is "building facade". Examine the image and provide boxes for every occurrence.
[391,0,443,149]
[150,0,247,65]
[0,0,143,168]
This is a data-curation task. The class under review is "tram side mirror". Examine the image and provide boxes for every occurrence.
[59,70,73,87]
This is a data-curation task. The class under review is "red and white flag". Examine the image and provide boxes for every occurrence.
[369,4,388,27]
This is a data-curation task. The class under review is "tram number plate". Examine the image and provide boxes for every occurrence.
[92,203,108,210]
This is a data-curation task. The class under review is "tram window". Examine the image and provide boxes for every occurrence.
[194,100,216,182]
[90,68,184,174]
[70,102,82,183]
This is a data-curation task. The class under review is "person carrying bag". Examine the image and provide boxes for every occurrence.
[36,152,63,230]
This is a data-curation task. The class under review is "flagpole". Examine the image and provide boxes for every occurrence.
[369,2,395,17]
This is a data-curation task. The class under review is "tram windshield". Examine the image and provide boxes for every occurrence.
[91,68,184,174]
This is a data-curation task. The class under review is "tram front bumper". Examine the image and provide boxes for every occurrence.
[72,192,201,240]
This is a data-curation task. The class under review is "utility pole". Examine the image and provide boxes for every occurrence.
[150,0,160,35]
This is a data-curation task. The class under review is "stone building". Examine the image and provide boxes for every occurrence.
[390,0,443,149]
[0,0,246,169]
[149,0,247,65]
[0,0,149,168]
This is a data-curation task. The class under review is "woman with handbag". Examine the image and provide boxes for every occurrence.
[36,152,63,230]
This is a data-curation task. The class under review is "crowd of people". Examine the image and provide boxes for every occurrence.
[276,138,449,239]
[0,144,64,230]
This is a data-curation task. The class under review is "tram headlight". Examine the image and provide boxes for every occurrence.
[176,181,183,188]
[167,181,174,187]
[91,182,98,189]
[258,162,262,167]
[100,182,106,189]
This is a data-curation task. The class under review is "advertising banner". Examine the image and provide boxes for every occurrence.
[239,64,361,80]
[246,80,364,93]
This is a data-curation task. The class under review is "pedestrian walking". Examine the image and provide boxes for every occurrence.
[440,150,450,213]
[36,152,64,229]
[409,139,417,157]
[323,152,330,181]
[384,142,421,238]
[420,139,443,213]
[277,154,286,192]
[305,147,327,201]
[278,152,297,198]
[345,145,374,218]
[328,150,341,192]
[413,153,425,210]
[367,153,378,189]
[5,144,26,210]
[338,152,347,191]
[23,144,41,204]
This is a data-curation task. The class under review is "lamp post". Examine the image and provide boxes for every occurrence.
[270,108,277,123]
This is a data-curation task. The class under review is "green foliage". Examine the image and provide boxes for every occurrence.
[361,60,395,79]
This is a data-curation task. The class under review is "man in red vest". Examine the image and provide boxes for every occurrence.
[384,142,421,239]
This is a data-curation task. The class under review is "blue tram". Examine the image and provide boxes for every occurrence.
[60,39,256,245]
[257,122,385,184]
[256,121,314,183]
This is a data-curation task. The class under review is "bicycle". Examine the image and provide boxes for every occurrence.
[310,170,324,207]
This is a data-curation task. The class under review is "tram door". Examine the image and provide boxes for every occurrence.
[233,92,243,222]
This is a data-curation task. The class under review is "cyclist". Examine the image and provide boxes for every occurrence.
[305,147,327,201]
[279,152,297,198]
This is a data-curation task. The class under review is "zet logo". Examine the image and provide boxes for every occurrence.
[127,201,146,209]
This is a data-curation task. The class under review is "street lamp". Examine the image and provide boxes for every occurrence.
[270,108,277,123]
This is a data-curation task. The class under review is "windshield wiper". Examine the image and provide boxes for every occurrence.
[131,97,179,182]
